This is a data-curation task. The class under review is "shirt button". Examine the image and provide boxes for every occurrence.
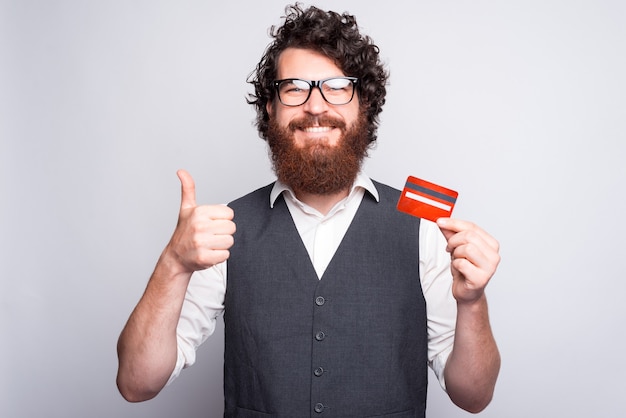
[315,296,325,306]
[314,367,324,377]
[315,331,326,341]
[314,403,325,413]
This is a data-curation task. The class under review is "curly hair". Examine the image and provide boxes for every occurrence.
[247,3,389,143]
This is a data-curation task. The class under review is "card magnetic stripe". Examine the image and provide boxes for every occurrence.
[404,180,457,204]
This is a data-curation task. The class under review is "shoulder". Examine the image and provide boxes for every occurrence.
[228,183,275,209]
[370,179,401,198]
[368,179,403,210]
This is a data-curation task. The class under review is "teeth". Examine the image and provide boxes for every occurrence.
[303,126,332,133]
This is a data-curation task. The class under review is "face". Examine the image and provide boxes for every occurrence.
[266,48,361,148]
[265,48,370,196]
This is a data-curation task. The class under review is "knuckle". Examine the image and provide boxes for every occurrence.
[190,235,204,248]
[465,230,479,241]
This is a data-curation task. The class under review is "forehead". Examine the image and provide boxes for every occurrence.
[276,48,345,80]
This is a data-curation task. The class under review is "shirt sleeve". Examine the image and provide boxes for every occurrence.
[166,262,227,386]
[419,219,457,391]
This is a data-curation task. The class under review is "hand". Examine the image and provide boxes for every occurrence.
[164,169,236,274]
[436,218,500,305]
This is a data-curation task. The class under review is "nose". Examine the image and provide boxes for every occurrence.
[302,86,328,115]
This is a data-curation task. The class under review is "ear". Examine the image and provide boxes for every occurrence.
[266,100,274,117]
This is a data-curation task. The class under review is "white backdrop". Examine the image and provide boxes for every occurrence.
[2,1,625,417]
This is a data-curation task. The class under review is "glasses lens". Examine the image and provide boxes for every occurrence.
[321,78,354,105]
[277,79,311,106]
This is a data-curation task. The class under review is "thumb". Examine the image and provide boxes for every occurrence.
[439,227,455,242]
[177,169,197,210]
[436,218,456,243]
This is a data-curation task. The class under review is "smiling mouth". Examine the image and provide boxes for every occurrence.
[290,116,346,133]
[302,126,333,133]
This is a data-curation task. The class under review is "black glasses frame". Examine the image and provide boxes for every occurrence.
[272,77,359,106]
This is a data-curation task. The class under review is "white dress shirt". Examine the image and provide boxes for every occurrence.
[168,173,457,390]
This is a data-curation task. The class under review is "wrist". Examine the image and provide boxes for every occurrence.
[155,246,193,284]
[456,292,488,312]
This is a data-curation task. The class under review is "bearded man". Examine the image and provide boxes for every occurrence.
[117,4,501,417]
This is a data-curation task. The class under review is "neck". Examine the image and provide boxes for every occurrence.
[294,187,350,216]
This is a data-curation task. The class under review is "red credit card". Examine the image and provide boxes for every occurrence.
[396,176,458,222]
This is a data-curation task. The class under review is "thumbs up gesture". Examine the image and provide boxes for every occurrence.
[164,169,236,274]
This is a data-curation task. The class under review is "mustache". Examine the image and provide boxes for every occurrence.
[288,115,347,131]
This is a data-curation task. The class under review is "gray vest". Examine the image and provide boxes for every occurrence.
[225,181,428,417]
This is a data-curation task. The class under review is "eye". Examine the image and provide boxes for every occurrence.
[281,79,310,94]
[323,78,352,91]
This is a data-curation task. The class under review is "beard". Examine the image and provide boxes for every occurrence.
[266,111,371,195]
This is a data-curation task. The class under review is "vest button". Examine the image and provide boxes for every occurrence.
[315,331,326,341]
[315,296,325,306]
[314,366,324,377]
[314,403,325,413]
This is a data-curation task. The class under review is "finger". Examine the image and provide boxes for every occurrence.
[211,204,235,221]
[451,254,497,289]
[177,169,197,211]
[450,240,500,273]
[193,205,236,225]
[437,218,499,252]
[436,217,474,234]
[446,228,488,253]
[201,249,232,266]
[206,218,237,236]
[207,233,235,251]
[435,217,457,242]
[437,221,456,242]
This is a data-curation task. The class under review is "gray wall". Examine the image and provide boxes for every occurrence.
[2,1,625,417]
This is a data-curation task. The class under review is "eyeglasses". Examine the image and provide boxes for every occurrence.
[273,77,358,106]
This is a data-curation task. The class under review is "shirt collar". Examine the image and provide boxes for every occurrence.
[269,172,380,208]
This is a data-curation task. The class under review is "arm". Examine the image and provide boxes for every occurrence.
[116,170,235,402]
[436,218,501,413]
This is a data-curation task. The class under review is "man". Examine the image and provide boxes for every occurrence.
[117,4,501,417]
